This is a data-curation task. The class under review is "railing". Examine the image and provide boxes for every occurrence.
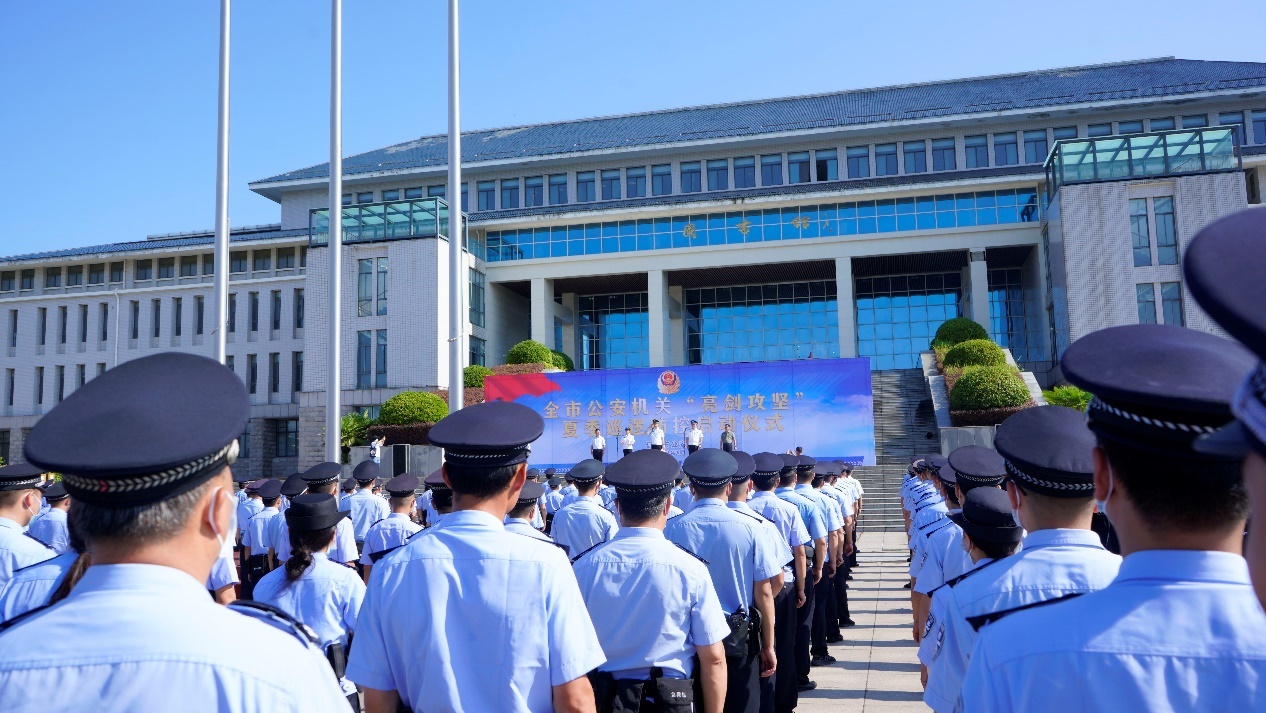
[309,197,456,247]
[1044,127,1240,197]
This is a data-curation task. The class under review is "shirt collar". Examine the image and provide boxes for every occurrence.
[1116,550,1251,586]
[0,517,23,531]
[387,512,411,520]
[750,491,775,500]
[613,527,665,541]
[726,501,754,513]
[693,498,727,508]
[74,563,209,598]
[1019,528,1108,551]
[793,484,813,492]
[312,551,329,562]
[775,486,795,494]
[438,509,506,530]
[505,517,532,525]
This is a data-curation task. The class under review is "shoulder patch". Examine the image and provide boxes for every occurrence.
[966,592,1085,632]
[0,604,52,634]
[930,624,946,661]
[672,542,710,565]
[228,600,322,650]
[945,555,1006,588]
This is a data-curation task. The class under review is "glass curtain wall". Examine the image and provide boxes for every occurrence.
[685,281,839,365]
[987,268,1036,363]
[856,273,962,369]
[578,293,650,370]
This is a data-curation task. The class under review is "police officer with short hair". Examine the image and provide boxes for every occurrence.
[27,481,71,555]
[962,325,1266,711]
[791,456,842,669]
[551,459,619,559]
[505,481,556,545]
[349,461,389,548]
[573,448,730,713]
[269,472,308,565]
[241,478,283,598]
[0,463,55,589]
[347,400,606,713]
[772,453,826,692]
[0,352,347,711]
[359,474,423,581]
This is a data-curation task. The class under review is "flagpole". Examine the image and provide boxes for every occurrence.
[325,0,343,462]
[212,0,230,363]
[446,0,464,413]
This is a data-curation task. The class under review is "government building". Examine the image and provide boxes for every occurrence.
[1,57,1263,476]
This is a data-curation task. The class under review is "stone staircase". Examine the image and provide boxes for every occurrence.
[855,369,939,533]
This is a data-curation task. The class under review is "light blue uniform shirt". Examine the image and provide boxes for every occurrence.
[774,487,827,543]
[748,490,812,583]
[909,506,952,576]
[237,488,249,504]
[599,485,616,507]
[530,498,546,529]
[242,507,281,557]
[0,564,348,712]
[0,518,54,588]
[794,484,842,533]
[561,483,578,498]
[664,499,784,613]
[347,510,606,713]
[727,501,794,584]
[0,551,76,622]
[415,489,441,526]
[255,551,366,695]
[922,529,1119,712]
[207,553,240,593]
[359,513,423,565]
[349,489,390,542]
[550,496,619,559]
[962,550,1266,713]
[26,508,70,555]
[273,516,357,565]
[542,490,564,514]
[505,516,556,544]
[673,486,695,513]
[912,518,962,592]
[574,528,730,680]
[236,497,263,536]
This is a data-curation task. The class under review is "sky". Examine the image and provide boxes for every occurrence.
[1,0,1263,256]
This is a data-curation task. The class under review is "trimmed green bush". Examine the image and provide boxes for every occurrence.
[506,339,553,365]
[1043,385,1093,412]
[463,364,494,389]
[950,365,1030,410]
[550,349,575,371]
[931,318,989,350]
[943,339,1007,368]
[377,391,448,425]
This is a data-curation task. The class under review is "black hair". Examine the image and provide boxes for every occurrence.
[432,488,454,512]
[777,470,796,487]
[941,481,961,507]
[1099,438,1248,532]
[620,490,672,523]
[976,538,1020,560]
[261,496,280,508]
[508,500,538,519]
[691,482,727,500]
[444,463,519,499]
[752,474,779,491]
[284,525,336,584]
[388,494,414,509]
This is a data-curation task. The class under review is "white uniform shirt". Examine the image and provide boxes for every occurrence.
[649,426,665,446]
[591,435,606,451]
[349,489,390,542]
[685,428,703,447]
[619,434,636,451]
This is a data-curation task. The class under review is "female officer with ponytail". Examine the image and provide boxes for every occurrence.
[254,494,366,711]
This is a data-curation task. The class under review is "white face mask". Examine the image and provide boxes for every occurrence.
[207,487,236,558]
[1095,464,1116,526]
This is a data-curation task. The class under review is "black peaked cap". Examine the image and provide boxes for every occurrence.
[684,448,738,485]
[995,406,1096,497]
[285,493,349,532]
[605,449,678,495]
[730,451,756,482]
[384,474,419,496]
[570,459,605,483]
[353,460,380,483]
[948,445,1007,486]
[281,472,307,497]
[949,487,1022,544]
[427,401,543,468]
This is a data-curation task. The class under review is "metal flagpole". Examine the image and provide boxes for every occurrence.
[212,0,230,363]
[325,0,343,462]
[446,0,464,413]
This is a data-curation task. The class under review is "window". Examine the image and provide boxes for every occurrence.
[1118,120,1144,135]
[195,296,204,335]
[375,330,388,388]
[547,175,568,205]
[76,364,85,389]
[99,303,108,341]
[1053,127,1078,141]
[358,259,373,316]
[707,160,729,190]
[0,272,12,292]
[67,265,83,286]
[357,192,374,204]
[404,187,425,200]
[1253,110,1266,144]
[3,370,10,408]
[815,149,838,181]
[130,301,139,340]
[1130,198,1151,266]
[1150,117,1176,132]
[576,172,596,202]
[294,289,304,329]
[173,298,182,337]
[761,154,783,186]
[525,176,544,207]
[680,162,702,193]
[249,292,259,332]
[875,144,898,176]
[1136,284,1157,324]
[1219,111,1246,146]
[97,363,105,376]
[501,179,520,208]
[252,251,271,272]
[38,307,46,346]
[271,290,282,330]
[0,429,8,463]
[269,353,280,393]
[903,142,927,173]
[226,354,234,374]
[1023,130,1048,164]
[993,133,1018,166]
[964,135,988,168]
[1182,114,1207,129]
[239,418,249,458]
[1154,197,1177,265]
[202,253,215,275]
[382,189,400,202]
[470,336,486,367]
[477,180,496,211]
[292,352,304,392]
[651,164,672,196]
[1161,282,1184,326]
[45,267,62,288]
[578,293,650,369]
[247,354,258,394]
[300,247,307,268]
[180,255,198,277]
[55,366,64,403]
[35,367,43,405]
[931,138,956,171]
[228,293,237,333]
[230,251,247,273]
[276,419,298,458]
[58,306,67,344]
[151,299,161,338]
[625,168,646,198]
[427,185,445,198]
[1087,123,1112,137]
[846,146,870,178]
[356,330,371,388]
[79,304,88,343]
[733,157,756,188]
[469,269,486,327]
[8,310,16,348]
[88,264,105,285]
[276,248,295,269]
[373,258,387,315]
[788,152,810,183]
[158,258,174,279]
[20,270,34,290]
[601,170,621,200]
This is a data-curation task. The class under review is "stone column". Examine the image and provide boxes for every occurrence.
[835,257,857,358]
[647,269,670,367]
[968,249,991,333]
[530,277,553,345]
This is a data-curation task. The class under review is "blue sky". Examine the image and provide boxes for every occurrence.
[1,0,1262,255]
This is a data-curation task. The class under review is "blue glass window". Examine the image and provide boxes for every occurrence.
[549,174,568,205]
[601,170,621,200]
[1052,127,1078,141]
[1154,197,1177,265]
[855,272,961,370]
[1087,124,1112,137]
[815,149,837,181]
[686,280,838,365]
[1219,111,1246,146]
[577,172,596,202]
[846,146,870,178]
[1182,114,1207,129]
[1149,117,1176,132]
[1023,130,1048,164]
[1118,120,1144,135]
[874,144,898,176]
[904,142,927,173]
[357,192,374,204]
[964,135,988,168]
[626,167,647,198]
[1136,284,1157,324]
[578,293,649,370]
[788,152,810,183]
[375,330,387,388]
[707,160,729,190]
[988,268,1036,363]
[734,157,756,188]
[1252,111,1266,144]
[681,162,702,193]
[761,154,783,186]
[477,181,495,211]
[356,330,371,388]
[993,133,1018,166]
[931,138,955,171]
[1130,198,1151,266]
[1161,282,1184,326]
[382,189,400,201]
[404,187,425,200]
[525,176,544,207]
[651,164,672,195]
[501,179,520,208]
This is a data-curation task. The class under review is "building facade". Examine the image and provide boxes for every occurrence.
[2,57,1264,474]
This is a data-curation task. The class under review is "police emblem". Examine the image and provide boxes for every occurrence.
[931,625,946,660]
[657,370,681,395]
[922,612,936,638]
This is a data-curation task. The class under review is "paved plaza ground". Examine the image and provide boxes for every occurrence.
[797,530,924,712]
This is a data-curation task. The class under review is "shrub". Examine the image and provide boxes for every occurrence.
[942,339,1007,368]
[550,349,575,371]
[366,422,434,446]
[340,411,374,449]
[377,391,448,425]
[950,365,1030,410]
[1043,385,1093,412]
[505,340,553,365]
[433,387,485,409]
[490,363,549,376]
[931,318,989,350]
[463,364,493,389]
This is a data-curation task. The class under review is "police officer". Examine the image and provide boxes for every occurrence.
[27,481,71,555]
[359,474,422,581]
[0,463,55,588]
[687,420,704,454]
[505,480,556,545]
[348,461,389,552]
[421,469,453,526]
[241,478,283,598]
[812,462,855,640]
[921,405,1121,712]
[0,352,347,710]
[560,468,579,500]
[772,453,826,692]
[673,474,695,513]
[0,519,86,621]
[268,472,308,565]
[666,448,782,713]
[573,448,730,713]
[836,463,863,566]
[962,325,1266,711]
[649,419,666,450]
[339,477,356,510]
[551,459,619,558]
[791,456,842,669]
[620,427,636,457]
[236,478,264,539]
[278,471,305,514]
[543,475,565,532]
[273,463,358,568]
[347,400,606,713]
[591,427,607,462]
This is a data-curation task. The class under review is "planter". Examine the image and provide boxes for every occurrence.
[922,349,1047,455]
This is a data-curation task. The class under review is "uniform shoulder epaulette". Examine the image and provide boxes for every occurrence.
[945,556,1007,588]
[569,541,607,564]
[508,529,568,552]
[666,512,683,522]
[732,508,764,524]
[228,600,322,650]
[922,518,956,539]
[0,603,52,634]
[368,545,401,563]
[406,528,429,541]
[965,592,1085,632]
[672,542,709,565]
[11,552,68,576]
[22,532,54,550]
